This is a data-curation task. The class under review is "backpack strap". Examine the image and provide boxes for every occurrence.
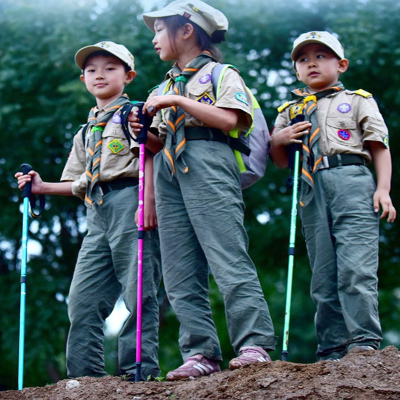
[80,123,90,147]
[80,103,135,147]
[211,64,237,98]
[119,102,136,144]
[211,64,251,155]
[157,79,173,96]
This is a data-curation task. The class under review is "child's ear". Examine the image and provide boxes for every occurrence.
[182,22,195,39]
[80,74,85,83]
[125,70,136,85]
[338,58,349,74]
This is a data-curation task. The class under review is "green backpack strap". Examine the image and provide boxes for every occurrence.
[211,63,270,189]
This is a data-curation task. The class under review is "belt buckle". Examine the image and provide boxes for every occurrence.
[322,156,330,169]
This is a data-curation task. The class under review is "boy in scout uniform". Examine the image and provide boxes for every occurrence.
[270,31,396,360]
[15,41,162,380]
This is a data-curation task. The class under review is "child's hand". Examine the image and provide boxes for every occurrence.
[128,107,142,134]
[272,121,311,146]
[373,189,396,222]
[144,95,180,116]
[135,205,158,230]
[14,170,43,194]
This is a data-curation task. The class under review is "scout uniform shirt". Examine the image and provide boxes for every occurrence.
[149,61,254,142]
[61,105,140,199]
[274,90,389,162]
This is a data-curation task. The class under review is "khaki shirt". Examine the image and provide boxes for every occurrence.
[274,90,389,163]
[149,61,253,143]
[61,106,140,199]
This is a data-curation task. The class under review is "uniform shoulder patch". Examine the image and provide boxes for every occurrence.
[354,89,373,98]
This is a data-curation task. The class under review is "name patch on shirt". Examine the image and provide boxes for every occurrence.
[197,93,215,105]
[337,129,351,140]
[108,139,124,154]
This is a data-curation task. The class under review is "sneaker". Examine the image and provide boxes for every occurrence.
[348,345,375,354]
[166,354,221,381]
[229,346,271,370]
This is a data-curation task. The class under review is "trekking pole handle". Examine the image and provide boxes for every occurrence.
[134,102,153,145]
[20,164,33,199]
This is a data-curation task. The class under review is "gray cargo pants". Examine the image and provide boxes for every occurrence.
[66,185,161,379]
[154,140,277,362]
[300,165,382,360]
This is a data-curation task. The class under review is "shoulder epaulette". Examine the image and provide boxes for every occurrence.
[353,89,373,98]
[277,101,291,113]
[148,84,160,94]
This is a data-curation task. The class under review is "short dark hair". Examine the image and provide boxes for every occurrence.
[163,15,224,63]
[82,50,131,72]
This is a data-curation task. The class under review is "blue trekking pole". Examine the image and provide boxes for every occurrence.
[18,163,45,389]
[282,114,305,361]
[18,163,33,390]
[132,102,152,382]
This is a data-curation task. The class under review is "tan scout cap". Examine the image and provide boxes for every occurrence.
[142,0,228,37]
[291,31,345,61]
[75,41,135,71]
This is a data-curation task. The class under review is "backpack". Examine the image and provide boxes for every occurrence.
[157,64,270,189]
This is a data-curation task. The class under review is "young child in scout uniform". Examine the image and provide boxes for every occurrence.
[15,41,162,380]
[270,31,396,360]
[134,0,277,380]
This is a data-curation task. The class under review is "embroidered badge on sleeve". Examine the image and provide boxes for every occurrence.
[235,92,248,105]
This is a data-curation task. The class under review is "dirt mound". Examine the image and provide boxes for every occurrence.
[1,346,399,400]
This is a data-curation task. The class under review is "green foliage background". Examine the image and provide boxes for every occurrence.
[0,0,399,390]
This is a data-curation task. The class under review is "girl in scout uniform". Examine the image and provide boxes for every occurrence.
[270,31,396,360]
[137,0,277,380]
[15,42,161,380]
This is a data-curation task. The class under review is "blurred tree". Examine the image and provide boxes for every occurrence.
[0,0,398,390]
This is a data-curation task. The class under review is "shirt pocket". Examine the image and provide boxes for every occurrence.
[326,116,360,147]
[102,129,131,156]
[187,79,216,105]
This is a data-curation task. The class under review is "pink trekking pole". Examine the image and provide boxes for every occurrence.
[133,102,152,382]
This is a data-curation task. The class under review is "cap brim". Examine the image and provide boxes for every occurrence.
[291,39,343,61]
[142,9,177,32]
[75,46,105,70]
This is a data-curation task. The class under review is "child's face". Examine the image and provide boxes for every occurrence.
[295,44,348,91]
[152,18,177,61]
[80,54,135,108]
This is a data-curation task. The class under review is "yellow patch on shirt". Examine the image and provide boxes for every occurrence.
[108,139,124,154]
[354,89,372,98]
[197,93,215,105]
[290,103,304,120]
[277,101,290,113]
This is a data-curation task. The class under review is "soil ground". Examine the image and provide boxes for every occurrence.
[1,346,399,400]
